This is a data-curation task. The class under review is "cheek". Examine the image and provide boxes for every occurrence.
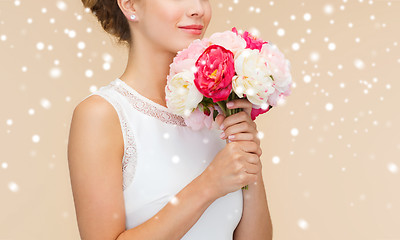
[153,2,183,25]
[204,3,212,19]
[207,5,212,21]
[144,9,180,39]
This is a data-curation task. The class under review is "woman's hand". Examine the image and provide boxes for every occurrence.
[215,98,262,157]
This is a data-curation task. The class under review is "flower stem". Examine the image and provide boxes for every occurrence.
[216,101,228,117]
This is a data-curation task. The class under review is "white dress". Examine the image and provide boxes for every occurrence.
[81,78,243,239]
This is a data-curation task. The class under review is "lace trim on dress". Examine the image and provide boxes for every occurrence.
[92,91,138,191]
[118,104,138,191]
[112,80,187,127]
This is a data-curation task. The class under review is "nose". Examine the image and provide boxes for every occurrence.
[187,0,205,18]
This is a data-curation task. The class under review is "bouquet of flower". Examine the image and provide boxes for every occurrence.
[165,27,292,132]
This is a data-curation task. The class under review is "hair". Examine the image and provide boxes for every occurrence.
[81,0,132,48]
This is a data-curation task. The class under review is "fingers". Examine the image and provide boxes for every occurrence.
[227,99,253,116]
[226,139,262,157]
[224,132,260,147]
[220,111,254,132]
[243,152,260,165]
[231,141,261,157]
[216,114,226,128]
[243,161,260,174]
[218,109,261,147]
[221,121,254,139]
[225,132,255,141]
[236,154,260,175]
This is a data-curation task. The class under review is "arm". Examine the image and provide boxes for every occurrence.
[68,95,218,240]
[118,173,216,240]
[219,99,273,240]
[233,171,273,240]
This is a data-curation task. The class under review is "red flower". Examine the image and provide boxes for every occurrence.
[194,45,235,102]
[251,105,271,120]
[231,27,268,51]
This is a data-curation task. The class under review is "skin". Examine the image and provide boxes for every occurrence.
[68,0,272,239]
[117,0,212,107]
[215,99,273,240]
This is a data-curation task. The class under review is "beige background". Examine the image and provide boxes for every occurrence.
[1,0,399,239]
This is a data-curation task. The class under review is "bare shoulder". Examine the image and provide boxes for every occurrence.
[72,94,121,127]
[69,94,124,164]
[67,94,126,240]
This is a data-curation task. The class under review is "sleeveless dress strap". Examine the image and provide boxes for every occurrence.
[90,90,138,191]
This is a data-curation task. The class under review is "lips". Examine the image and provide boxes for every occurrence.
[179,25,204,30]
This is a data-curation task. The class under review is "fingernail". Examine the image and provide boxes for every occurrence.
[228,135,235,139]
[220,132,225,138]
[219,124,224,130]
[227,102,234,108]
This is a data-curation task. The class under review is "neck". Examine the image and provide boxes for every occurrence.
[119,34,176,105]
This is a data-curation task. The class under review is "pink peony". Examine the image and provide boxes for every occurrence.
[194,44,235,102]
[208,30,247,56]
[260,43,292,99]
[267,83,292,107]
[184,107,208,131]
[267,90,280,107]
[203,104,223,130]
[168,38,211,78]
[231,27,268,51]
[184,104,224,131]
[166,27,293,128]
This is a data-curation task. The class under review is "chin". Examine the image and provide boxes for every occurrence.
[179,40,194,49]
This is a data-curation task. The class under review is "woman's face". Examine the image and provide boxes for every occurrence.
[133,0,212,53]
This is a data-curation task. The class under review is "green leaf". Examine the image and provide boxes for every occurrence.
[213,110,218,121]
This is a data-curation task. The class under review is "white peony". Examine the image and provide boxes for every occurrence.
[165,70,203,117]
[232,48,276,106]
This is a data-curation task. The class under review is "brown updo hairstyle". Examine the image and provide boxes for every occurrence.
[81,0,132,48]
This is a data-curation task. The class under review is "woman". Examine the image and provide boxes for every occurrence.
[67,0,273,239]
